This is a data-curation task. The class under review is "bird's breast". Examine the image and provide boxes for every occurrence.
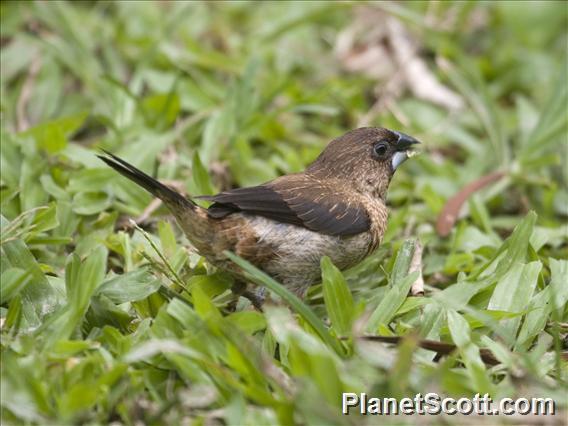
[245,214,376,290]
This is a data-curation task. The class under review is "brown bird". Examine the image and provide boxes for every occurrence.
[98,127,419,307]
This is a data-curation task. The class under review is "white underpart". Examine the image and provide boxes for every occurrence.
[391,151,409,170]
[248,215,373,296]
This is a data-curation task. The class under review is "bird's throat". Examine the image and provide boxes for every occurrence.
[391,151,409,170]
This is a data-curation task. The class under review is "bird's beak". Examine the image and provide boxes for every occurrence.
[391,131,421,170]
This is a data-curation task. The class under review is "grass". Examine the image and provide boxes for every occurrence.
[1,1,567,424]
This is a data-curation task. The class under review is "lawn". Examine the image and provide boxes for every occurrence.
[1,1,567,424]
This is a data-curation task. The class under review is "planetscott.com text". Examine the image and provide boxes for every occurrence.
[342,393,556,416]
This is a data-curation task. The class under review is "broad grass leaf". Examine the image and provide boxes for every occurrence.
[50,340,97,359]
[530,225,568,252]
[1,352,50,422]
[0,131,21,190]
[447,309,471,348]
[62,142,110,169]
[0,37,39,80]
[2,229,57,329]
[455,225,500,252]
[438,310,525,336]
[224,251,344,356]
[391,239,416,287]
[157,221,177,258]
[52,200,79,238]
[475,211,537,280]
[321,256,354,336]
[72,191,112,216]
[50,340,97,358]
[493,211,537,275]
[3,295,23,331]
[67,246,107,311]
[388,336,417,398]
[395,296,430,316]
[515,95,539,145]
[29,202,59,235]
[112,180,152,215]
[306,353,344,408]
[257,1,335,41]
[366,240,418,332]
[20,156,50,211]
[521,70,568,160]
[161,37,242,74]
[200,109,234,165]
[419,302,445,339]
[68,168,114,193]
[178,78,217,111]
[468,194,495,236]
[219,328,276,399]
[87,294,133,331]
[22,112,88,153]
[548,258,568,311]
[436,212,539,313]
[141,93,180,129]
[187,151,216,199]
[516,259,568,350]
[123,338,202,363]
[0,268,32,304]
[42,247,108,346]
[147,308,184,342]
[114,132,176,172]
[515,288,552,351]
[96,269,161,304]
[226,311,267,335]
[440,59,507,165]
[365,271,419,333]
[166,298,201,329]
[224,395,247,426]
[191,282,223,323]
[447,309,493,394]
[228,59,259,126]
[264,306,343,407]
[1,208,44,243]
[188,273,232,299]
[487,261,542,342]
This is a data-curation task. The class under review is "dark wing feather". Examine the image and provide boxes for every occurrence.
[197,179,370,236]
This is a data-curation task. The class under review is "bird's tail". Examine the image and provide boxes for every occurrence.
[97,150,195,210]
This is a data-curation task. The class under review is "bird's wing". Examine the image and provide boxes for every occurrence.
[197,177,370,236]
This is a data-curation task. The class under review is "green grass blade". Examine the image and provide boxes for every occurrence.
[521,70,568,160]
[440,59,507,166]
[366,239,418,332]
[0,268,32,304]
[488,261,542,343]
[320,256,354,336]
[223,251,345,356]
[365,271,419,333]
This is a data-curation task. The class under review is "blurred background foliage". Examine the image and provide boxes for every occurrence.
[1,1,567,424]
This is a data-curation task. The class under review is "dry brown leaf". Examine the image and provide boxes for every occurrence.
[409,240,424,296]
[336,6,464,121]
[436,171,505,237]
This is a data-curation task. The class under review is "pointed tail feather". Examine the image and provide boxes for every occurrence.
[98,150,195,210]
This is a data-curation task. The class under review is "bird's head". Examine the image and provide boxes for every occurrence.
[306,127,421,199]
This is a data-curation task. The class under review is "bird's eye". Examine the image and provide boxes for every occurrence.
[373,141,389,158]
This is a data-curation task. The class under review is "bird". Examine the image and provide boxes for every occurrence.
[98,127,420,308]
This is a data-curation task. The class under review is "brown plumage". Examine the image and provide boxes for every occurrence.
[98,127,420,305]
